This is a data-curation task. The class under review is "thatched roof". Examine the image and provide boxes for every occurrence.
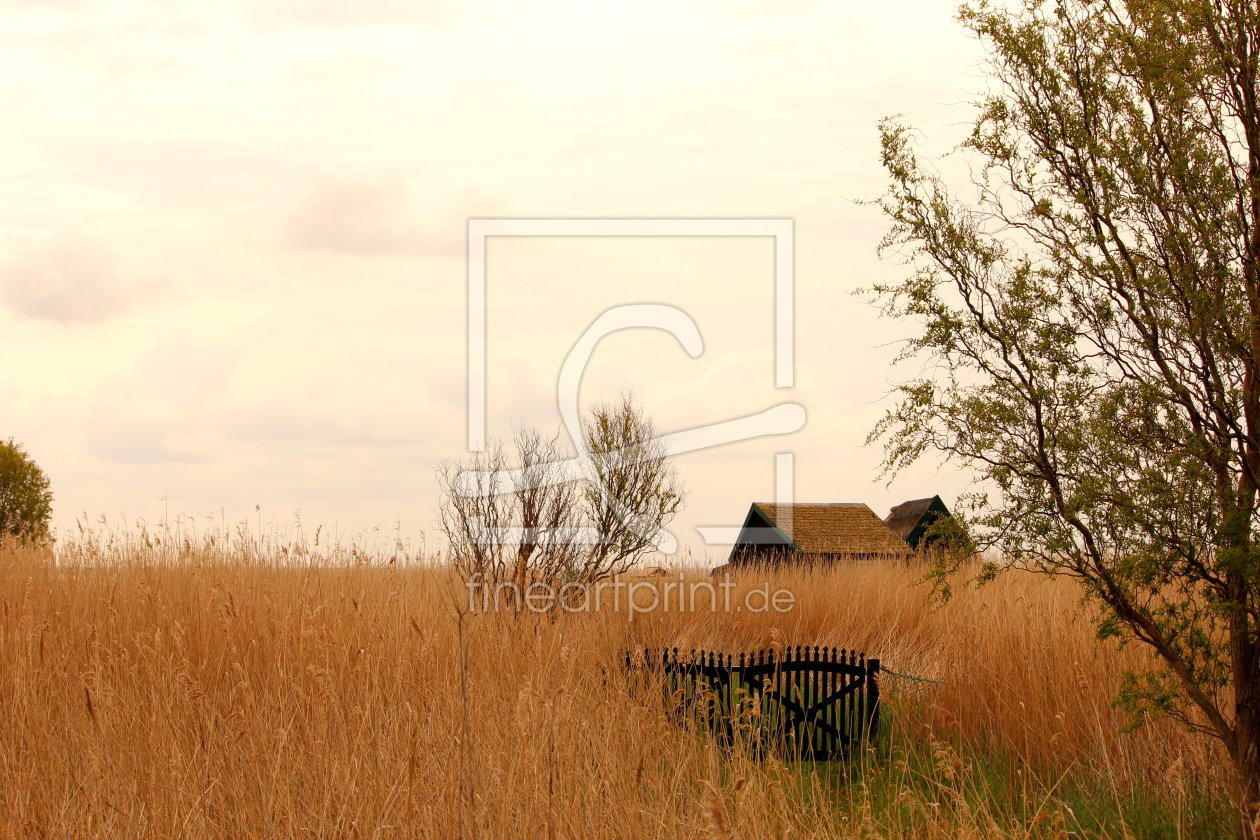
[884,495,951,549]
[748,503,911,556]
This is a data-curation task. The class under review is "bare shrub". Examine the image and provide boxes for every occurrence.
[437,427,583,602]
[438,396,683,601]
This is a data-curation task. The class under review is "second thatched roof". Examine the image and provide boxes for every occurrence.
[884,495,952,549]
[748,502,911,556]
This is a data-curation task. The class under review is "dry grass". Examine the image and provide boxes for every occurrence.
[0,537,1232,839]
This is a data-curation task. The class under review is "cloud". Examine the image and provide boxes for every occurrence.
[286,180,420,254]
[285,178,479,257]
[225,399,436,449]
[87,422,212,465]
[2,0,98,12]
[133,338,240,405]
[0,236,162,324]
[84,376,214,465]
[246,0,449,31]
[84,339,240,465]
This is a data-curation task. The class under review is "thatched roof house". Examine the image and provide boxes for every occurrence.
[726,502,912,566]
[884,495,952,549]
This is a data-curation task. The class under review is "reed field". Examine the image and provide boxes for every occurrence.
[0,530,1234,839]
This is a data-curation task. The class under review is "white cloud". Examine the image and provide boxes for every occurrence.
[87,420,213,465]
[225,401,425,448]
[3,0,99,12]
[285,177,486,256]
[0,236,162,324]
[85,380,214,465]
[246,0,450,30]
[83,339,240,464]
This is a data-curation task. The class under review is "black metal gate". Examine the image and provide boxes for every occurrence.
[627,646,880,760]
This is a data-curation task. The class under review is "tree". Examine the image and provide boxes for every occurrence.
[0,438,52,544]
[438,397,683,609]
[580,396,685,577]
[870,0,1260,833]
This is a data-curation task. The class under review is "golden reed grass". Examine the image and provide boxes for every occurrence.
[0,539,1230,838]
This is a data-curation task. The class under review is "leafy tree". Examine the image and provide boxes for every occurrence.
[870,0,1260,833]
[0,438,52,543]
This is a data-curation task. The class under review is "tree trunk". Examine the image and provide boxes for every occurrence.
[1234,702,1260,840]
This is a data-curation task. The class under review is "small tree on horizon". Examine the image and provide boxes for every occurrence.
[0,438,52,544]
[870,0,1260,834]
[437,396,683,608]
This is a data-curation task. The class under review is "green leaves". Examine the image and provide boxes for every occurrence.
[0,438,52,544]
[869,0,1260,780]
[1115,670,1178,732]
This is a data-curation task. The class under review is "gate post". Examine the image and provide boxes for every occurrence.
[865,658,881,743]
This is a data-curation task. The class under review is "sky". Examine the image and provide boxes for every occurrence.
[1,0,990,562]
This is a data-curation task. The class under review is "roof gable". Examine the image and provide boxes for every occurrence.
[884,495,951,548]
[745,502,911,556]
[731,504,794,550]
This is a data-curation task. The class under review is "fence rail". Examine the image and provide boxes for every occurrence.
[627,646,880,760]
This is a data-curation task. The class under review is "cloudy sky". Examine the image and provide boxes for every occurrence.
[1,0,987,560]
